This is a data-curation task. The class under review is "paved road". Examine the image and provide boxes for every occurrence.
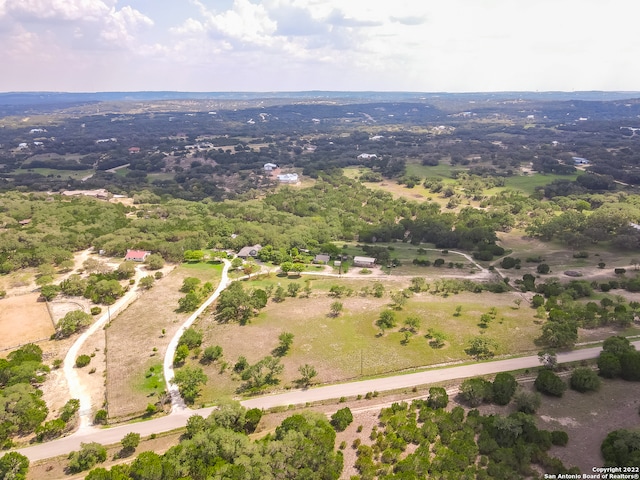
[12,341,639,462]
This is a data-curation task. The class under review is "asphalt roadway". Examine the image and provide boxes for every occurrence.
[12,341,639,462]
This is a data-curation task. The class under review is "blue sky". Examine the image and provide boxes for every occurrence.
[0,0,638,92]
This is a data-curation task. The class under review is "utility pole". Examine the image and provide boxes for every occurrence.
[360,349,363,376]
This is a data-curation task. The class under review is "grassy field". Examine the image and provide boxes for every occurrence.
[189,283,544,404]
[13,167,94,179]
[344,163,578,208]
[105,262,222,421]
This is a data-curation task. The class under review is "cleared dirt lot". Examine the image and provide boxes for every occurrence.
[0,293,54,351]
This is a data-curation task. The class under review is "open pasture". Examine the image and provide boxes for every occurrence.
[191,287,542,402]
[0,293,54,352]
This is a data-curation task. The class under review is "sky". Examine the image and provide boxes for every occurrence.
[0,0,638,93]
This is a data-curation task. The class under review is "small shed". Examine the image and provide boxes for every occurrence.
[314,254,330,264]
[353,256,376,268]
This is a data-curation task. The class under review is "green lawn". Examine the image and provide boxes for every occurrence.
[488,172,581,196]
[135,363,164,394]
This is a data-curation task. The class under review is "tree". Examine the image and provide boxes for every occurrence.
[173,344,189,366]
[287,282,300,297]
[373,282,385,298]
[534,369,566,397]
[492,372,517,405]
[139,275,155,289]
[273,285,286,303]
[178,328,203,349]
[83,258,110,274]
[330,407,353,432]
[454,305,463,317]
[329,301,343,317]
[459,378,493,407]
[376,310,396,334]
[127,451,163,480]
[240,356,283,391]
[67,442,107,473]
[620,351,640,381]
[93,410,107,425]
[56,310,92,339]
[404,316,420,333]
[180,277,201,293]
[513,389,541,414]
[297,364,318,387]
[0,452,29,480]
[410,277,426,292]
[601,429,640,467]
[273,332,294,357]
[427,387,449,409]
[177,292,200,312]
[479,313,492,328]
[171,366,207,404]
[465,336,496,360]
[537,318,578,348]
[183,250,204,263]
[120,432,140,456]
[280,261,293,274]
[537,263,550,274]
[538,349,558,370]
[116,261,135,279]
[201,345,223,364]
[390,290,408,310]
[40,284,60,301]
[598,352,622,378]
[144,253,164,270]
[570,367,601,392]
[215,282,255,324]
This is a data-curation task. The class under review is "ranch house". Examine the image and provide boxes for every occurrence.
[124,249,150,262]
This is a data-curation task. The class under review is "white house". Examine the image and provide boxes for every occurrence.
[357,153,377,160]
[572,157,589,165]
[264,163,278,173]
[277,173,299,184]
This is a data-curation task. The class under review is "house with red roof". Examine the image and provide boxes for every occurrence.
[124,249,150,262]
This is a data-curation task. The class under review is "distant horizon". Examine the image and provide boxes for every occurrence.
[3,89,640,95]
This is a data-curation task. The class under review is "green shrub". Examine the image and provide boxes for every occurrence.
[570,368,601,392]
[90,307,102,316]
[330,407,353,432]
[492,372,517,405]
[534,369,566,397]
[67,442,107,473]
[93,409,108,425]
[551,430,569,446]
[75,355,91,368]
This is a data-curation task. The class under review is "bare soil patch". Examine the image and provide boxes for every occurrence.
[0,293,54,351]
[536,377,640,473]
[105,264,218,422]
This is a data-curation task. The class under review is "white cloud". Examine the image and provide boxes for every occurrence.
[1,0,640,92]
[4,0,112,22]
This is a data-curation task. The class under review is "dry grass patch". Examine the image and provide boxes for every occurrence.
[105,263,221,422]
[192,288,542,403]
[0,293,54,351]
